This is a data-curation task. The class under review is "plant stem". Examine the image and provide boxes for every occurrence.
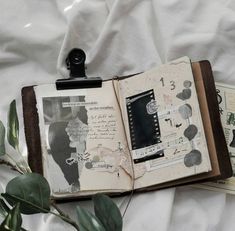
[20,227,28,231]
[16,147,32,173]
[6,153,24,172]
[0,158,23,174]
[50,210,79,230]
[51,201,67,217]
[1,151,32,174]
[4,193,80,231]
[51,201,79,231]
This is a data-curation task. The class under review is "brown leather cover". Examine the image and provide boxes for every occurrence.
[22,86,43,174]
[22,61,233,199]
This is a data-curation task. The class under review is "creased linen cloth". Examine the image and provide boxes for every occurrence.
[1,0,235,230]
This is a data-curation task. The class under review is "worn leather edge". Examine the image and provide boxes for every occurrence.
[22,86,43,175]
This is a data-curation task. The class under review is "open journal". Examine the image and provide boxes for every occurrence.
[22,57,232,200]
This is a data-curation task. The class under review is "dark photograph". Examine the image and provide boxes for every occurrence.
[42,96,89,192]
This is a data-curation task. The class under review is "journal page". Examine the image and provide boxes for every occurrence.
[118,57,212,189]
[34,81,132,198]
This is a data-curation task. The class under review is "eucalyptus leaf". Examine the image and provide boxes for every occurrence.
[0,199,10,218]
[93,194,122,231]
[0,120,6,156]
[0,203,22,231]
[7,100,19,150]
[76,206,106,231]
[1,173,50,214]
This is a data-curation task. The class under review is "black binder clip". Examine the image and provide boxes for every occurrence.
[56,48,102,90]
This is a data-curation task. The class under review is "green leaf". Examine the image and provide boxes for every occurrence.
[1,173,50,214]
[76,206,106,231]
[0,199,10,218]
[0,121,6,156]
[0,203,22,231]
[93,194,123,231]
[7,100,19,150]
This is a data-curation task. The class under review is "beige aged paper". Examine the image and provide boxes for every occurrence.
[34,82,132,197]
[118,57,211,189]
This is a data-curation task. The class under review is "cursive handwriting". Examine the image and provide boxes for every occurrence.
[88,113,117,140]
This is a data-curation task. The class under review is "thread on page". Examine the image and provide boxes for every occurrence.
[112,78,135,218]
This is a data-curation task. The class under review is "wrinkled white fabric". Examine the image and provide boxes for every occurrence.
[0,0,235,230]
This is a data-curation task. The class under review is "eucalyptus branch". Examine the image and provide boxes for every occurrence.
[0,100,123,231]
[4,194,79,231]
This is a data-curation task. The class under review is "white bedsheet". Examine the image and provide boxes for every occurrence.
[1,0,235,230]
